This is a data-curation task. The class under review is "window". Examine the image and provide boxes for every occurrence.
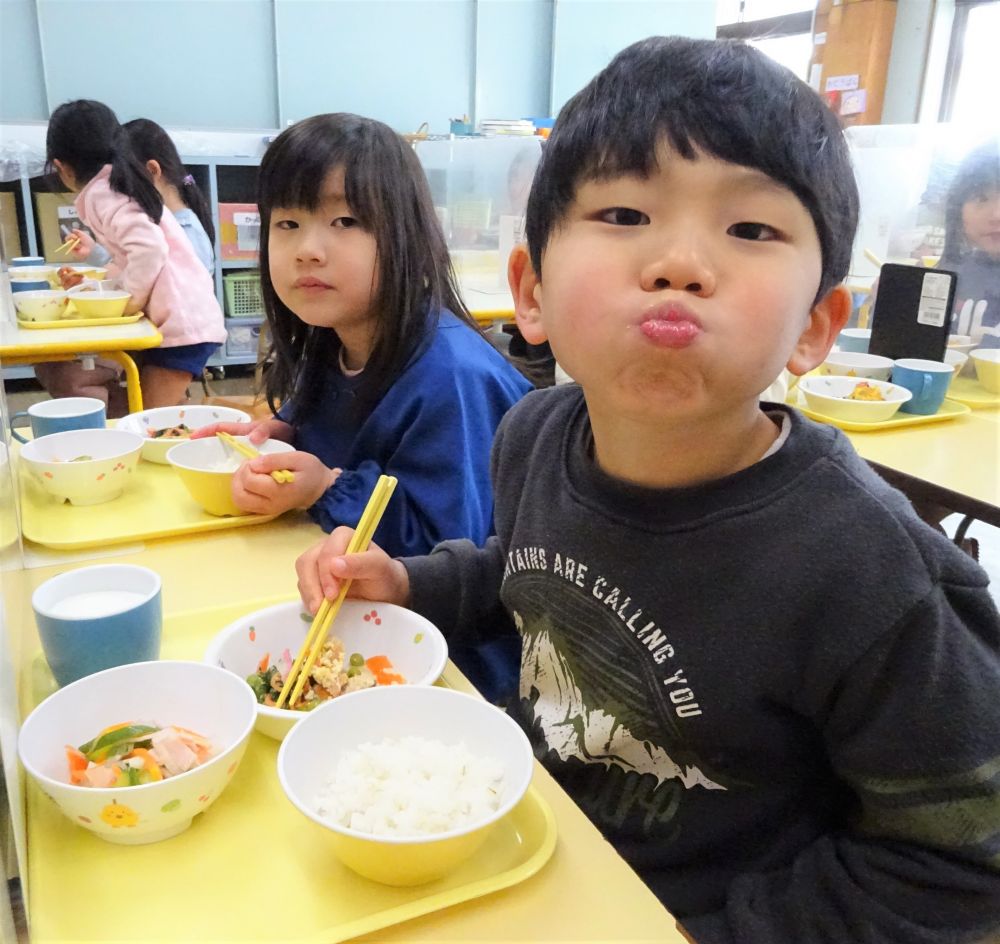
[716,0,815,81]
[940,1,1000,124]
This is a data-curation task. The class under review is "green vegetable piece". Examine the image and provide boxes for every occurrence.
[246,674,268,702]
[70,455,93,462]
[78,724,160,762]
[299,612,312,623]
[127,766,141,786]
[349,653,364,668]
[346,667,360,678]
[414,633,424,644]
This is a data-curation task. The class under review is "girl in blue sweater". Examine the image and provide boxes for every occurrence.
[197,113,531,558]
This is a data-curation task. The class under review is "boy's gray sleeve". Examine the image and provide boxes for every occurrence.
[683,579,1000,944]
[400,536,509,645]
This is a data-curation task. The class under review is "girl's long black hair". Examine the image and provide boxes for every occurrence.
[46,100,163,224]
[257,113,477,418]
[123,118,216,244]
[941,139,1000,266]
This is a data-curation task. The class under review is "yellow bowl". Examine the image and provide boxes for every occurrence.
[970,348,1000,393]
[277,687,534,886]
[67,290,131,319]
[166,436,294,516]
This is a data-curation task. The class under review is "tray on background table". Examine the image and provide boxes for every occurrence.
[793,393,971,432]
[15,307,144,329]
[23,598,558,944]
[18,451,279,549]
[945,376,1000,410]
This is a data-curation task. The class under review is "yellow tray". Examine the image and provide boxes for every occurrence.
[796,396,971,432]
[24,598,557,944]
[16,310,144,329]
[19,452,279,549]
[945,376,1000,410]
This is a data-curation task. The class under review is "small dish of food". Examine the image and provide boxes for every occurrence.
[798,376,912,423]
[204,599,448,741]
[117,405,252,464]
[13,290,70,323]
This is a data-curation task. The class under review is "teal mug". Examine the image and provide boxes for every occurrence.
[891,358,953,415]
[837,328,871,354]
[11,397,106,444]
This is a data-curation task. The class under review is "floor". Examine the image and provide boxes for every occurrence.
[5,370,1000,604]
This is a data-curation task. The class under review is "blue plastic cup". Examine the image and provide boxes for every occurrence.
[32,565,162,687]
[10,279,50,293]
[891,358,953,415]
[11,256,45,266]
[11,397,106,444]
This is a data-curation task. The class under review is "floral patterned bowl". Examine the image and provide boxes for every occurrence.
[18,660,257,844]
[204,600,449,741]
[117,404,252,464]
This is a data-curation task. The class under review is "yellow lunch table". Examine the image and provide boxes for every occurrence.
[6,515,689,943]
[843,408,1000,537]
[0,315,162,413]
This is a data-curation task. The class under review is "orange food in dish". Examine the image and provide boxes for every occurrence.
[845,382,886,402]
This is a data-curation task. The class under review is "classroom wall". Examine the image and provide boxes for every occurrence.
[0,0,713,132]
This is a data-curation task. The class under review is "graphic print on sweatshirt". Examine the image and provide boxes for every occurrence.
[502,545,730,838]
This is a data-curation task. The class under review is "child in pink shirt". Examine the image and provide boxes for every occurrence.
[35,100,226,413]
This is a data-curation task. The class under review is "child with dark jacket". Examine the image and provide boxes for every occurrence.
[295,37,1000,944]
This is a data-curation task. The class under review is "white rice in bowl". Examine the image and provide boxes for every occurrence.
[316,735,505,837]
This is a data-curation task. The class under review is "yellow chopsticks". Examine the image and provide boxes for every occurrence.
[55,235,81,255]
[276,474,398,710]
[216,430,294,484]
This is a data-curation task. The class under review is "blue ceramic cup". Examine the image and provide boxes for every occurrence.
[32,565,162,687]
[11,256,45,266]
[11,397,106,444]
[837,328,871,354]
[891,358,953,415]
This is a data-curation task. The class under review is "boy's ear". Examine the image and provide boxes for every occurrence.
[786,284,852,376]
[508,244,548,345]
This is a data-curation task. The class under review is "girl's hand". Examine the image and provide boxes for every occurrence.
[191,418,293,446]
[230,450,338,516]
[67,229,95,260]
[295,527,410,616]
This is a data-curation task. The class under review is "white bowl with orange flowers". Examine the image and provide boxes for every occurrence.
[18,660,256,844]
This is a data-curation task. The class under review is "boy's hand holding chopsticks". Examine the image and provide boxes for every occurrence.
[295,525,411,617]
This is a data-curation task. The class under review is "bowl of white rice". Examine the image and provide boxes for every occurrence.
[277,685,534,885]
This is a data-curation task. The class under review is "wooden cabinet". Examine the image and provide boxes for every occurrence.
[810,0,898,127]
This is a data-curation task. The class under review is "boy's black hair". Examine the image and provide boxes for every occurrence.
[124,118,216,245]
[525,36,860,302]
[941,139,1000,265]
[256,113,478,417]
[46,100,163,225]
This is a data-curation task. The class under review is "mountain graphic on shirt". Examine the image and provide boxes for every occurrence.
[518,614,727,792]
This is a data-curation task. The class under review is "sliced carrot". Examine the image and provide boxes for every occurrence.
[66,746,88,784]
[257,652,270,674]
[366,655,407,686]
[128,747,163,782]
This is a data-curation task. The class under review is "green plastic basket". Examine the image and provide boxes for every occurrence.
[223,271,264,318]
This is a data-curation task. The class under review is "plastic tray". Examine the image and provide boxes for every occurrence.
[24,599,557,944]
[18,452,279,549]
[16,311,143,329]
[945,376,1000,410]
[796,396,971,432]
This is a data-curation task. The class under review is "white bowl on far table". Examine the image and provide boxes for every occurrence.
[117,405,252,464]
[20,428,143,505]
[820,351,894,381]
[799,375,912,423]
[13,290,70,322]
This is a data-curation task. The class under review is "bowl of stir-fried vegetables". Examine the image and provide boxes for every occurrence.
[18,660,256,844]
[204,600,449,741]
[117,405,251,464]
